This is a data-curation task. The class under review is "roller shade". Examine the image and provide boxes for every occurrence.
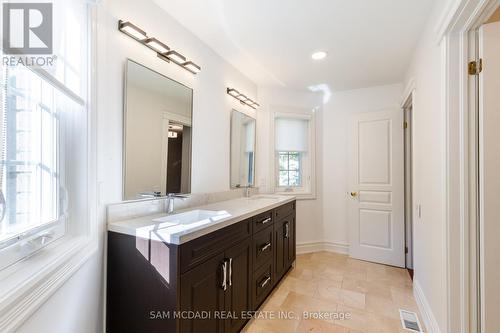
[275,117,309,152]
[245,121,255,153]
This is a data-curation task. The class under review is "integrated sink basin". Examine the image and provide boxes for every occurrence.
[152,209,231,226]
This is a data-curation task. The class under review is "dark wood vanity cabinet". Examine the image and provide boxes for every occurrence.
[107,200,295,333]
[274,210,296,281]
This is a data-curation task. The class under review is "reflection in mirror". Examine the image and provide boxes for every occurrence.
[124,60,193,200]
[230,110,256,188]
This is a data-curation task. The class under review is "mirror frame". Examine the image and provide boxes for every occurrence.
[230,109,256,189]
[123,59,194,200]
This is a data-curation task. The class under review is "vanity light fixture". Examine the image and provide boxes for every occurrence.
[145,38,170,54]
[227,88,240,97]
[165,50,186,64]
[118,19,201,74]
[236,94,248,102]
[226,87,259,109]
[118,20,147,41]
[183,61,201,74]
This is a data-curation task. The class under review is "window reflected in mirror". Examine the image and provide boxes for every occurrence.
[230,110,256,189]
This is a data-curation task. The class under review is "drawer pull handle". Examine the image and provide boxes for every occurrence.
[260,276,271,288]
[260,242,271,252]
[260,217,272,224]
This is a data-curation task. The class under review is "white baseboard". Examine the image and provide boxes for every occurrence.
[296,241,349,255]
[413,279,442,333]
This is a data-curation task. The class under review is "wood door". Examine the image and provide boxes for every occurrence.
[348,109,405,267]
[180,253,226,333]
[224,239,252,333]
[478,20,500,333]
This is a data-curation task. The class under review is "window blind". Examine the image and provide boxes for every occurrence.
[275,117,309,152]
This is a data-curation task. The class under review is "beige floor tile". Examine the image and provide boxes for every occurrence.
[281,291,338,314]
[244,252,423,333]
[295,318,350,333]
[316,282,366,310]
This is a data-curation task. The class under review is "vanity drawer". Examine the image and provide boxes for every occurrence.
[274,201,295,221]
[252,260,274,308]
[253,225,273,270]
[180,218,251,273]
[252,210,273,234]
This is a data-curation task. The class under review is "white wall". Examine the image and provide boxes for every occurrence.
[402,1,450,332]
[16,0,257,331]
[321,84,403,249]
[256,87,324,245]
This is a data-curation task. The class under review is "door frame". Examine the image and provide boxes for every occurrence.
[401,89,415,272]
[439,1,500,332]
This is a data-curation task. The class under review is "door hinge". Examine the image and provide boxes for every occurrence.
[405,246,409,254]
[468,59,483,75]
[403,121,408,129]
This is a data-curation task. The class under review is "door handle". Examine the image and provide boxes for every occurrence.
[228,257,233,287]
[285,222,290,239]
[350,191,358,198]
[221,260,228,291]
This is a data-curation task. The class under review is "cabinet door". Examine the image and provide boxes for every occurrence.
[224,239,252,333]
[286,215,296,267]
[274,218,287,280]
[180,253,226,333]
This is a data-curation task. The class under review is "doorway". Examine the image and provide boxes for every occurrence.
[475,13,500,333]
[403,95,414,276]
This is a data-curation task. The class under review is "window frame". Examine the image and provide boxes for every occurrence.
[271,109,316,199]
[0,4,98,332]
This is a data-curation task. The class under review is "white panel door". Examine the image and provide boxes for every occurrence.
[348,109,405,267]
[479,21,500,333]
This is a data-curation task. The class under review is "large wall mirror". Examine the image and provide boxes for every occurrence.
[230,110,256,188]
[124,60,193,200]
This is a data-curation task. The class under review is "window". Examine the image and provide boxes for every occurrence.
[274,112,315,197]
[0,0,90,270]
[278,152,301,187]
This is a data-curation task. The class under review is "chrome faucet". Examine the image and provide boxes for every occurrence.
[166,193,189,214]
[244,186,252,198]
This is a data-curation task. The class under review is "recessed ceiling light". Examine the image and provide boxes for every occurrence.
[311,51,327,60]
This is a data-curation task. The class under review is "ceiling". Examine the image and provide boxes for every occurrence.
[153,0,436,91]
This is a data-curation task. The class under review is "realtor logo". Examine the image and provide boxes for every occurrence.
[2,3,53,55]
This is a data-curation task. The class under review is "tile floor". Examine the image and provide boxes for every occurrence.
[242,251,425,333]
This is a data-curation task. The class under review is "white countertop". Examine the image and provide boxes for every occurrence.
[107,195,295,244]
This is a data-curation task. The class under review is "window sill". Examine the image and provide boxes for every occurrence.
[274,191,316,201]
[0,234,98,332]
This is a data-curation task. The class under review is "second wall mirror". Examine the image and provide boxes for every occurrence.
[123,60,193,200]
[230,110,256,188]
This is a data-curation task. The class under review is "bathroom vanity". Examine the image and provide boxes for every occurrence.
[107,195,296,333]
